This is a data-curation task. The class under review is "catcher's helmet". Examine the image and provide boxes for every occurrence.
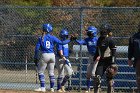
[59,29,69,39]
[100,23,112,37]
[86,26,97,37]
[100,23,112,32]
[43,23,53,33]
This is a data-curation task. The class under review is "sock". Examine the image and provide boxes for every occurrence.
[61,75,70,86]
[57,77,63,90]
[49,76,55,88]
[38,73,45,88]
[86,79,90,90]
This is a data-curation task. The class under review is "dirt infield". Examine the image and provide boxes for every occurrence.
[0,89,81,93]
[0,89,134,93]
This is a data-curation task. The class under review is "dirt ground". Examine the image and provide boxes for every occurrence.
[0,89,82,93]
[0,89,137,93]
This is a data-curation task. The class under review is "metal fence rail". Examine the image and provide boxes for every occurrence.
[0,6,140,92]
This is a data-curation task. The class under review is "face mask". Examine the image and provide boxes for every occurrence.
[100,30,108,38]
[60,35,68,40]
[87,32,94,37]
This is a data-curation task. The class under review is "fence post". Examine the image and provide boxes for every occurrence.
[78,7,84,92]
[25,55,28,82]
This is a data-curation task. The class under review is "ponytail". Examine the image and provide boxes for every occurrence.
[42,32,46,43]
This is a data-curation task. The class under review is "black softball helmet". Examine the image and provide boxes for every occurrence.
[100,23,112,37]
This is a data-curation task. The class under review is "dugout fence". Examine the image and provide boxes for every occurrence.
[0,6,140,92]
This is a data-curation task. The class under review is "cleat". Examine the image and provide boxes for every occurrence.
[58,89,63,92]
[34,88,41,92]
[85,89,90,93]
[50,88,54,92]
[34,88,46,92]
[85,90,89,93]
[61,86,66,92]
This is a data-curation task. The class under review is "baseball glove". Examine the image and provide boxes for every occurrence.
[106,63,118,79]
[34,58,39,67]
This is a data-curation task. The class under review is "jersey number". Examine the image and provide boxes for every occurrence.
[46,41,50,48]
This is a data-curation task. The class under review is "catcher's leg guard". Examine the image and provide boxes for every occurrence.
[107,79,114,93]
[93,75,101,93]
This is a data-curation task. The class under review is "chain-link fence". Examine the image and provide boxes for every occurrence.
[0,6,140,92]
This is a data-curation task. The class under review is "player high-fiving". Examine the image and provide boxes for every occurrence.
[75,26,98,92]
[55,29,74,92]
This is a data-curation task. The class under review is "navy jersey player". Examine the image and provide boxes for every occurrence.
[55,29,73,92]
[34,24,70,92]
[93,24,117,93]
[76,26,98,92]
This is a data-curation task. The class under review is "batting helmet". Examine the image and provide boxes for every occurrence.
[43,23,53,33]
[106,63,118,79]
[86,26,97,37]
[59,29,69,39]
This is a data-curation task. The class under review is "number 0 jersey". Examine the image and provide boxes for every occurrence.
[56,43,69,58]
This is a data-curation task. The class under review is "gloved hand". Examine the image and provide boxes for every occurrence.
[106,63,118,79]
[34,58,39,67]
[70,34,77,41]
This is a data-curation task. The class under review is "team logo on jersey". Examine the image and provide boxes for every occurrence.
[88,41,94,46]
[63,44,68,48]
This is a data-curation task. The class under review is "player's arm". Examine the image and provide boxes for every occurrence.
[94,46,100,60]
[109,38,117,63]
[76,39,86,45]
[93,38,100,61]
[57,44,72,68]
[53,36,70,45]
[34,37,41,66]
[57,44,67,60]
[128,37,134,67]
[59,50,67,61]
[128,37,134,60]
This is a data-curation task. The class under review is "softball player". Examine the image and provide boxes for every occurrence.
[76,26,98,92]
[55,29,73,92]
[34,24,70,92]
[93,24,117,93]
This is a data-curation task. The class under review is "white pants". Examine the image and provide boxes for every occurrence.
[56,57,73,78]
[37,53,55,76]
[87,55,98,78]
